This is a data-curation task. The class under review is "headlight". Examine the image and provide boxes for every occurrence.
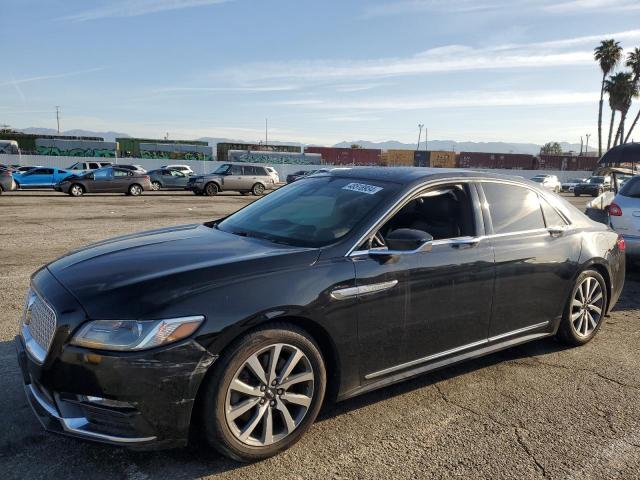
[70,316,204,351]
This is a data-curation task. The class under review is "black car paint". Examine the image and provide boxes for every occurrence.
[16,169,625,449]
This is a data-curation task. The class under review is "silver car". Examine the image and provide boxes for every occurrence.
[609,175,640,258]
[186,163,275,196]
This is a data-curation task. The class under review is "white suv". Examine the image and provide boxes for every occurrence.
[163,164,194,176]
[531,174,561,193]
[609,175,640,258]
[264,166,280,183]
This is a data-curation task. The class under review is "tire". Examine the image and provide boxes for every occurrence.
[69,184,84,197]
[0,185,3,195]
[128,184,143,196]
[205,182,219,196]
[252,183,265,196]
[151,181,162,191]
[574,192,580,197]
[556,269,607,346]
[14,181,20,190]
[201,323,326,462]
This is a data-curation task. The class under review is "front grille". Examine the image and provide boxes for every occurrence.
[24,290,57,354]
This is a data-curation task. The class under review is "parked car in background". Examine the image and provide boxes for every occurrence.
[574,176,611,197]
[163,164,194,176]
[530,174,561,193]
[561,177,587,192]
[264,166,280,184]
[608,175,640,258]
[0,169,16,193]
[54,166,151,197]
[13,167,74,189]
[187,163,275,196]
[15,169,625,461]
[148,168,190,190]
[116,164,147,174]
[286,169,331,183]
[68,161,113,173]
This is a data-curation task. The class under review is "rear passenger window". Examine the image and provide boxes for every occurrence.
[540,197,567,227]
[483,183,545,234]
[89,163,99,169]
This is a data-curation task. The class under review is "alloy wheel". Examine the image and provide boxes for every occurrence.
[571,276,604,337]
[224,343,314,447]
[130,185,142,196]
[151,181,161,191]
[70,185,83,196]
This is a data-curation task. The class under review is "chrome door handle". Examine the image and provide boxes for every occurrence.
[548,226,566,237]
[450,237,480,249]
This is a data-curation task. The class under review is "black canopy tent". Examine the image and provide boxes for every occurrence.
[598,142,640,172]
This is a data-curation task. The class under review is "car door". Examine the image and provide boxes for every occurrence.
[352,181,495,380]
[112,168,133,191]
[222,164,244,190]
[22,168,54,187]
[90,168,114,192]
[478,181,581,339]
[169,170,187,188]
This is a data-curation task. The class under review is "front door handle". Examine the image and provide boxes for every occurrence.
[548,226,566,237]
[450,237,480,249]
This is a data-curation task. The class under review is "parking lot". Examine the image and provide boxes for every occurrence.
[2,190,640,479]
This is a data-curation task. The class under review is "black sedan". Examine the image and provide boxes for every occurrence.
[15,169,625,461]
[574,176,610,197]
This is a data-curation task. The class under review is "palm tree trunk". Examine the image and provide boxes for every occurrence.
[624,108,640,143]
[598,75,606,156]
[614,113,626,147]
[607,110,616,151]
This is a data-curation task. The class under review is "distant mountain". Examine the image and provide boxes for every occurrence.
[18,128,130,142]
[15,127,594,155]
[332,140,594,155]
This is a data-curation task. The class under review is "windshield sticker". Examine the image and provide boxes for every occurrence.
[342,183,383,195]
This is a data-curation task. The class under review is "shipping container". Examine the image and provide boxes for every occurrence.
[414,151,428,167]
[139,143,213,161]
[458,152,535,170]
[429,150,457,168]
[304,146,382,166]
[117,137,208,158]
[228,150,321,165]
[383,149,414,167]
[537,155,598,171]
[217,143,301,162]
[0,131,103,154]
[35,139,117,157]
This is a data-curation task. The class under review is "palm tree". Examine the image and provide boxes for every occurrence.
[623,48,640,143]
[594,40,623,155]
[605,72,638,149]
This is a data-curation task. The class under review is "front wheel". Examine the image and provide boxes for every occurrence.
[556,270,607,346]
[252,183,265,196]
[205,182,219,196]
[69,184,84,197]
[151,181,161,191]
[201,324,326,462]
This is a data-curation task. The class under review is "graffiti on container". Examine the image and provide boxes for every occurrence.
[230,152,316,165]
[140,150,212,161]
[36,146,116,157]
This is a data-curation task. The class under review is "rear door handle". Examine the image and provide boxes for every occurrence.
[450,237,480,249]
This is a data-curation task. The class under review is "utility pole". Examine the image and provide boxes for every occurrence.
[417,124,424,150]
[265,118,268,147]
[425,127,428,152]
[585,133,591,155]
[55,106,61,134]
[579,137,583,156]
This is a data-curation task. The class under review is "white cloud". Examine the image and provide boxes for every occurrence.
[0,67,105,88]
[62,0,232,22]
[268,90,597,111]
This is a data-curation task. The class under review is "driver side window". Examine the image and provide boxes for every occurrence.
[365,183,476,249]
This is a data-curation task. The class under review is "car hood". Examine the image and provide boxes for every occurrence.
[47,224,320,319]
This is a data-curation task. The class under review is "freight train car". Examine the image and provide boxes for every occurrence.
[139,143,213,161]
[0,131,103,154]
[217,143,301,162]
[382,149,414,166]
[228,150,321,165]
[35,138,116,157]
[304,146,382,166]
[458,152,536,169]
[537,155,599,171]
[414,151,428,167]
[117,137,208,158]
[429,150,457,168]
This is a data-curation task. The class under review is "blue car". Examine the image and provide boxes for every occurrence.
[13,167,74,189]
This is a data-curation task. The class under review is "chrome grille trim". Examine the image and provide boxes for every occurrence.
[22,288,56,363]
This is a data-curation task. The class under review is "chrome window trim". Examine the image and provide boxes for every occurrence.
[364,321,549,379]
[330,280,398,300]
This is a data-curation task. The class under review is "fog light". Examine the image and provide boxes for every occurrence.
[82,395,133,409]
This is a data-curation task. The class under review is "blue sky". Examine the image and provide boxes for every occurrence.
[2,0,640,145]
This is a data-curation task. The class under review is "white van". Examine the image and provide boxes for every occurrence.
[68,161,113,172]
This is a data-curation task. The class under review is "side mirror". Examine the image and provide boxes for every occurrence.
[371,228,434,256]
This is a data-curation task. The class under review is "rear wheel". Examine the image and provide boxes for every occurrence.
[556,270,607,346]
[252,183,265,196]
[128,184,143,196]
[69,184,84,197]
[201,324,326,462]
[151,181,161,191]
[205,182,219,196]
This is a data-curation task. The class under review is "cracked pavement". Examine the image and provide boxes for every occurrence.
[1,191,640,479]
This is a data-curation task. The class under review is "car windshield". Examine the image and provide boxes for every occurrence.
[619,176,640,198]
[217,176,399,247]
[211,164,231,175]
[568,178,583,183]
[531,177,544,182]
[588,177,604,184]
